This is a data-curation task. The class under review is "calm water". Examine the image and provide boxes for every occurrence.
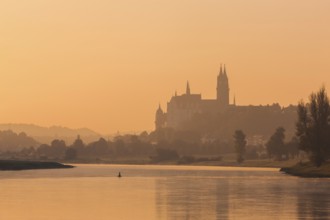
[0,164,329,220]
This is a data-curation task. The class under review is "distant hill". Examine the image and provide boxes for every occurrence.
[0,130,39,151]
[0,124,102,145]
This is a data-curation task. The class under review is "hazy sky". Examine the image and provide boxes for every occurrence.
[1,0,329,134]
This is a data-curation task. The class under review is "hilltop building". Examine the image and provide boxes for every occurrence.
[155,65,296,137]
[155,64,234,130]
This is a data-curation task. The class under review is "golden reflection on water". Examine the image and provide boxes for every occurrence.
[0,177,157,220]
[0,165,329,220]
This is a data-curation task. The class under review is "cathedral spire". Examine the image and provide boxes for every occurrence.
[186,81,191,95]
[217,64,229,106]
[224,64,227,76]
[220,63,223,76]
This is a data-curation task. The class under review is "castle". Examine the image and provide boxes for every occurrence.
[155,65,296,138]
[155,64,231,130]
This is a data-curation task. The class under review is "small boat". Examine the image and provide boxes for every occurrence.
[118,172,122,178]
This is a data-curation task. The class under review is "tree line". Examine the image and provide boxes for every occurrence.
[233,127,299,163]
[234,87,330,167]
[2,133,232,162]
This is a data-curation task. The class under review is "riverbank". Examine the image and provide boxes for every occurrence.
[64,156,300,169]
[0,160,74,171]
[179,159,299,168]
[280,162,330,178]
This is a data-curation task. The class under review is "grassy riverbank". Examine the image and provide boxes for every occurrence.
[280,162,330,178]
[0,160,74,171]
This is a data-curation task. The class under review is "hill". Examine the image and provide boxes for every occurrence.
[0,130,39,151]
[0,124,101,144]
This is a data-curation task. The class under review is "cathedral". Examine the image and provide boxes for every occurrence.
[155,64,233,130]
[155,63,297,138]
[155,63,297,143]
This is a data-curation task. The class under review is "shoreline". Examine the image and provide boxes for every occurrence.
[0,160,74,171]
[65,159,330,178]
[62,157,300,168]
[62,158,299,170]
[3,159,329,178]
[280,162,330,178]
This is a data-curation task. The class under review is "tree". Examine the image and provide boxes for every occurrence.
[113,139,128,156]
[50,139,67,159]
[286,137,299,159]
[152,148,179,162]
[87,138,110,156]
[233,130,247,163]
[65,148,77,160]
[266,127,285,160]
[72,135,85,151]
[296,87,330,166]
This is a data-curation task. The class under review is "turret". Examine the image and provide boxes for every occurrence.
[155,104,166,130]
[186,81,191,95]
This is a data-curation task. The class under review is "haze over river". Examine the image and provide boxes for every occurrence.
[0,164,329,219]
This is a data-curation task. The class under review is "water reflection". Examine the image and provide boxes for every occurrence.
[156,177,229,219]
[215,179,229,220]
[0,165,330,220]
[155,172,330,219]
[297,181,330,219]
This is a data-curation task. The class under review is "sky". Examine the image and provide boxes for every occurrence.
[0,0,330,134]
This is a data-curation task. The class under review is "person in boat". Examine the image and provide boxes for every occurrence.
[118,172,122,178]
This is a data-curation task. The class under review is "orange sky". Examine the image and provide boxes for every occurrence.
[1,0,330,134]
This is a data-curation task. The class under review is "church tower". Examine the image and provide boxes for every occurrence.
[217,64,230,106]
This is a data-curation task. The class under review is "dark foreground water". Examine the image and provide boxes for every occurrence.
[0,164,329,220]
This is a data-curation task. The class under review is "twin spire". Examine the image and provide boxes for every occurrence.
[186,64,226,96]
[183,64,227,97]
[219,63,227,77]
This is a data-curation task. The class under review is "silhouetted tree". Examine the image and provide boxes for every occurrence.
[72,135,85,151]
[296,87,330,166]
[233,130,247,163]
[152,148,179,162]
[86,138,110,156]
[127,135,153,156]
[113,139,128,156]
[35,139,67,159]
[0,130,38,151]
[36,144,51,158]
[286,137,299,159]
[50,139,67,159]
[20,146,36,158]
[266,127,285,160]
[65,148,77,160]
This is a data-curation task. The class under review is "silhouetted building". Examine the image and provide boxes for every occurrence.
[157,64,232,129]
[155,64,296,135]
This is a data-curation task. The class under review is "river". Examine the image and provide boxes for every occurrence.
[0,164,329,219]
